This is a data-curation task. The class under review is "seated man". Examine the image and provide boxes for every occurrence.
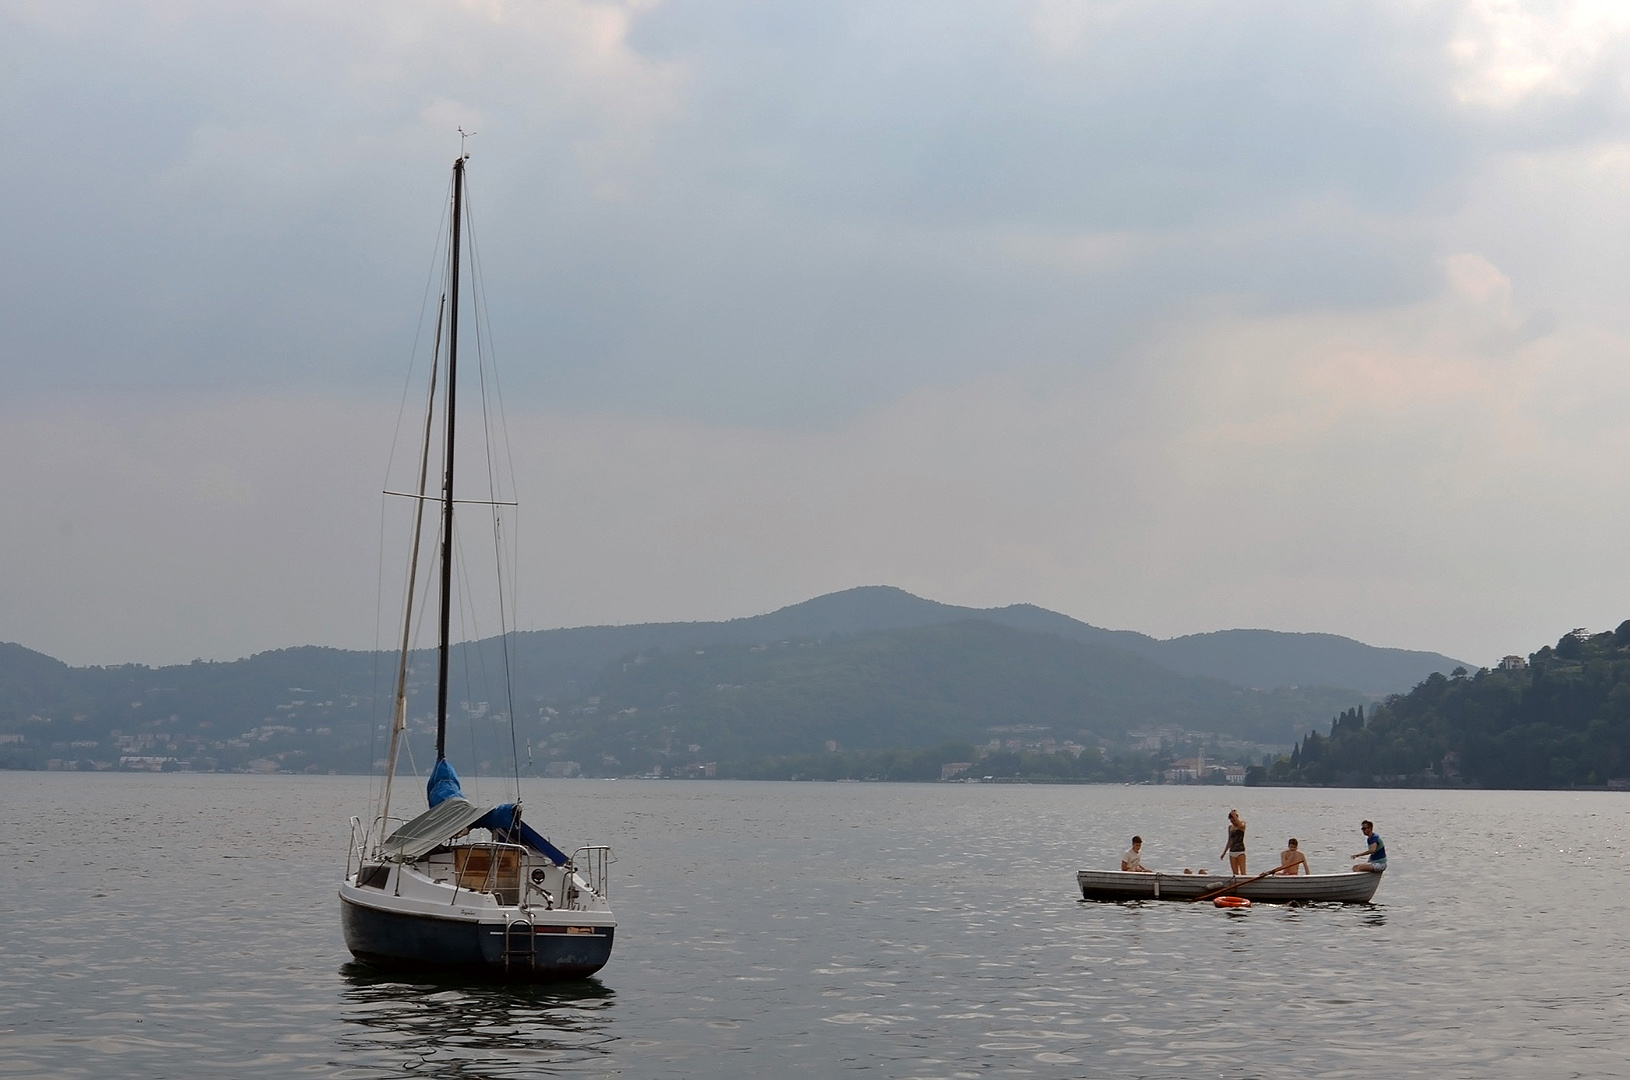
[1278,838,1310,875]
[1121,835,1152,872]
[1350,820,1387,872]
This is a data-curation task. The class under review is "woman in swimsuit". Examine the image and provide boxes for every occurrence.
[1220,809,1247,875]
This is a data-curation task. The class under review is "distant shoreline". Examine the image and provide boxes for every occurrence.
[8,766,1629,793]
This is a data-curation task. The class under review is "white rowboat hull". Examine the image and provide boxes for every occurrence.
[1076,869,1383,904]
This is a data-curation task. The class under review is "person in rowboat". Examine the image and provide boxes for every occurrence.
[1278,838,1310,875]
[1121,836,1152,872]
[1220,809,1247,875]
[1351,820,1387,872]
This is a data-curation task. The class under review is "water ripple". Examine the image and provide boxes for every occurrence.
[3,776,1629,1078]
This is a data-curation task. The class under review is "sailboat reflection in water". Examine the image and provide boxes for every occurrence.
[339,151,616,980]
[339,966,616,1075]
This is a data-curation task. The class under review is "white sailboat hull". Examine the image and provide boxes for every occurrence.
[340,858,615,979]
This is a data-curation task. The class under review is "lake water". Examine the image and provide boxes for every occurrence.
[2,775,1627,1079]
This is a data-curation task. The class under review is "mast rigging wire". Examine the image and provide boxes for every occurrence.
[462,182,525,801]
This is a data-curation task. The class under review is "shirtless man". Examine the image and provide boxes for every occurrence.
[1121,835,1152,872]
[1278,838,1310,875]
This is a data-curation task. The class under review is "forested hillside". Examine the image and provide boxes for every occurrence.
[532,621,1363,775]
[1265,623,1630,788]
[0,620,1361,775]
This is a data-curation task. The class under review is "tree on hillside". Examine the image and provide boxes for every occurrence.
[1267,622,1630,788]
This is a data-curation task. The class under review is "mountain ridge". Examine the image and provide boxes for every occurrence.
[0,586,1470,775]
[1,586,1469,702]
[500,586,1467,700]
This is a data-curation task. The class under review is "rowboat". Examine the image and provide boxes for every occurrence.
[1076,868,1383,904]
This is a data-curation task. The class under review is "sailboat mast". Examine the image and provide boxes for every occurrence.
[436,155,465,762]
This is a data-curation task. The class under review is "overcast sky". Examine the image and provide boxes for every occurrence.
[3,0,1629,667]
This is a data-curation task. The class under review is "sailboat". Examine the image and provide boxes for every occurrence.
[339,152,616,979]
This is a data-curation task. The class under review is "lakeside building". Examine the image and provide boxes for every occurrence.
[1163,756,1247,784]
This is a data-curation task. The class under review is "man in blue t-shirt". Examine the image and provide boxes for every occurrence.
[1350,820,1387,873]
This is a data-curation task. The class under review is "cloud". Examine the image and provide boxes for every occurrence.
[4,1,1630,665]
[1448,0,1630,107]
[0,0,686,395]
[6,0,1630,423]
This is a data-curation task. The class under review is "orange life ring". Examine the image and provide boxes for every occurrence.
[1213,895,1251,908]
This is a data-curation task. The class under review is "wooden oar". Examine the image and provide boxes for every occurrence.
[1191,865,1286,903]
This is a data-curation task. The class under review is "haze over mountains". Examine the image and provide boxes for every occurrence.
[0,586,1467,775]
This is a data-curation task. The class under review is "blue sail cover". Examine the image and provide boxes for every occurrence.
[426,758,568,865]
[477,803,569,866]
[427,758,465,807]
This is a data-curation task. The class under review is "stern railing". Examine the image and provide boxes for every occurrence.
[347,816,365,880]
[347,814,409,882]
[568,845,613,905]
